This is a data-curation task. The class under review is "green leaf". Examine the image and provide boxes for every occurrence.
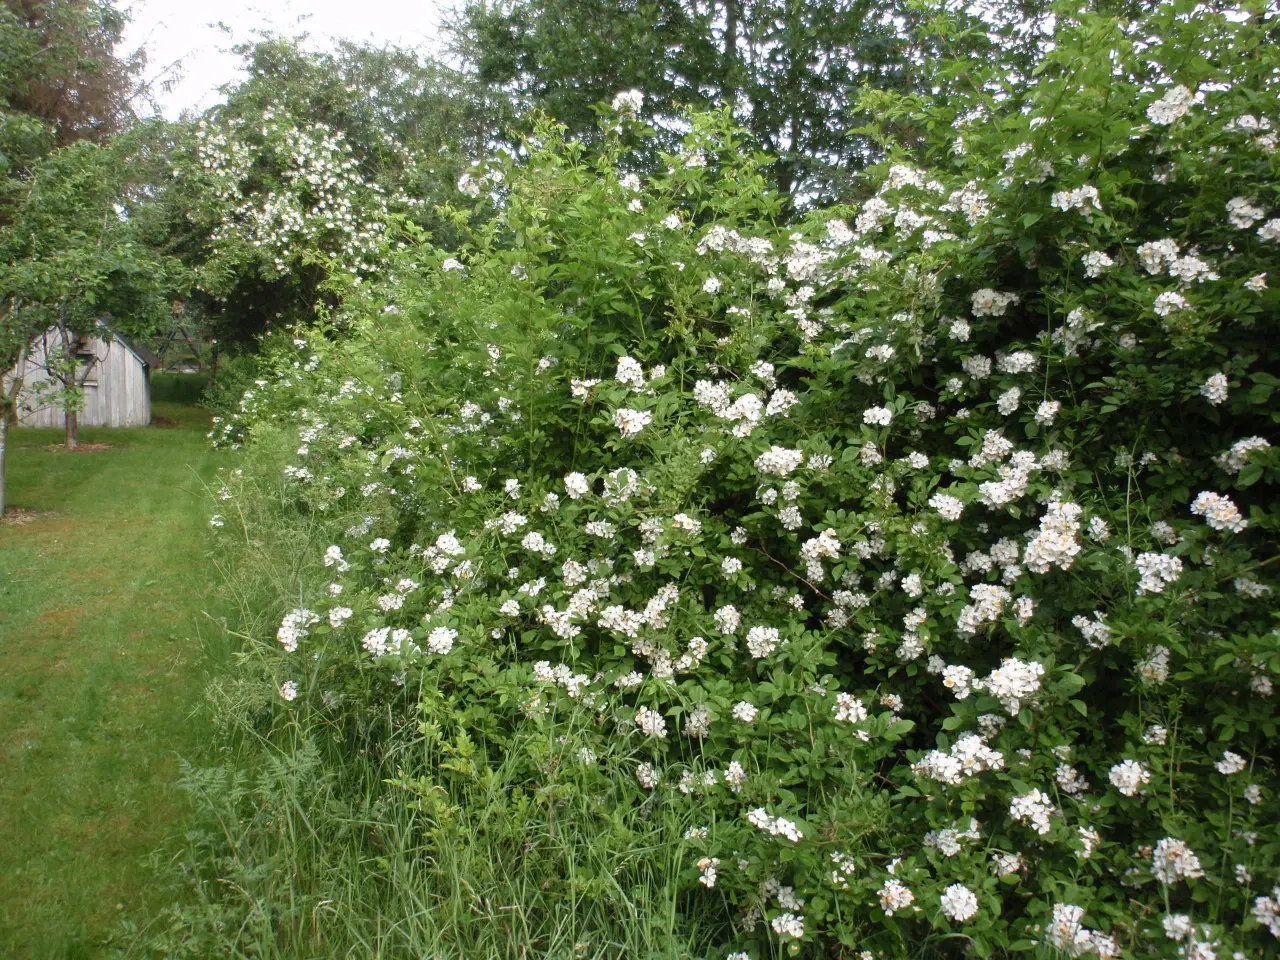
[1238,464,1263,487]
[1248,384,1273,404]
[1058,672,1087,696]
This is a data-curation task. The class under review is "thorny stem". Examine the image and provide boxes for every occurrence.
[750,545,832,603]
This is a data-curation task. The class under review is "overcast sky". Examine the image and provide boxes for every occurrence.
[123,0,452,119]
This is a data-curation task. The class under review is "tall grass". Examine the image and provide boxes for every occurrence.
[134,429,730,960]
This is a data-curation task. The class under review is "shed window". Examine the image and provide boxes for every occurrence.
[75,343,99,386]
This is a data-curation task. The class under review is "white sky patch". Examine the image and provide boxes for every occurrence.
[123,0,450,119]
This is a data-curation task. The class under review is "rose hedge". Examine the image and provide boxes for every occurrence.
[209,4,1280,957]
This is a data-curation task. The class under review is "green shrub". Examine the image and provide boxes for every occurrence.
[202,348,286,441]
[184,4,1280,958]
[149,372,208,404]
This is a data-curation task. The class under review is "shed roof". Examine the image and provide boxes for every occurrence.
[96,322,158,369]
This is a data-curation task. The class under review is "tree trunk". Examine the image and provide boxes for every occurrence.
[723,0,740,96]
[64,330,100,451]
[207,342,219,392]
[0,416,8,517]
[1,340,27,517]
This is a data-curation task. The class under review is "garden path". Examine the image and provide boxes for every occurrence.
[0,396,229,959]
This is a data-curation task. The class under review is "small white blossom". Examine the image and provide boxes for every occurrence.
[1216,751,1247,775]
[1151,837,1204,884]
[611,89,643,115]
[1135,553,1182,595]
[1154,291,1190,316]
[1106,759,1150,799]
[746,626,782,659]
[1009,788,1057,834]
[426,626,457,655]
[1082,250,1114,277]
[755,446,805,477]
[929,493,964,521]
[634,706,667,738]
[971,289,1019,317]
[613,408,652,438]
[996,387,1021,416]
[878,879,916,915]
[1034,400,1061,425]
[771,913,805,940]
[1190,491,1247,533]
[1199,373,1229,405]
[1147,84,1195,125]
[746,808,803,842]
[940,884,979,922]
[564,472,590,499]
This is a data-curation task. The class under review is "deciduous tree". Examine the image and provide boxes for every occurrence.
[449,0,1027,202]
[0,0,142,175]
[0,138,182,460]
[160,36,499,345]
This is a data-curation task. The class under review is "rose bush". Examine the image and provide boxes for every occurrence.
[195,3,1280,957]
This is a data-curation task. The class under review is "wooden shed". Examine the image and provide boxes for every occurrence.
[7,325,154,428]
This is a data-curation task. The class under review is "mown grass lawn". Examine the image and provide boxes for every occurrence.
[0,392,228,959]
